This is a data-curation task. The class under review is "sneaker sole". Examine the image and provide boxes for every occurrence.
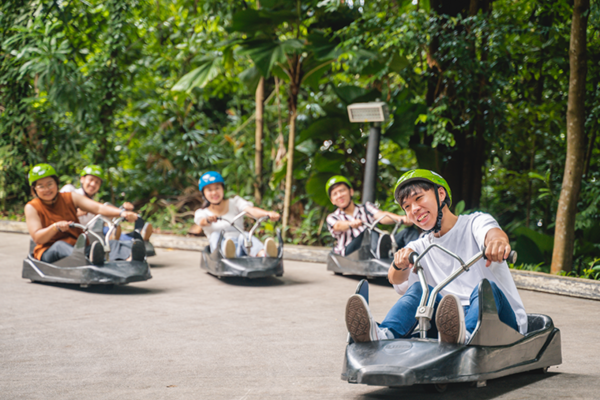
[224,239,236,259]
[436,294,465,344]
[265,238,277,258]
[345,295,375,343]
[141,223,153,241]
[131,240,146,262]
[90,242,105,266]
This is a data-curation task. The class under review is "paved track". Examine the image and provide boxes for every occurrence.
[1,232,598,399]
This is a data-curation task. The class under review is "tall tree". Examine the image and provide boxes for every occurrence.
[229,0,354,235]
[254,0,265,204]
[551,0,590,274]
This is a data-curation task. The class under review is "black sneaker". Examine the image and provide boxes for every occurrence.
[134,217,145,232]
[377,234,393,259]
[89,241,105,266]
[131,239,146,262]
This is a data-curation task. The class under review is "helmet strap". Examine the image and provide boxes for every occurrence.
[425,185,445,235]
[82,188,93,199]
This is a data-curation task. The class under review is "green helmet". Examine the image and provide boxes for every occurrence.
[28,163,58,186]
[394,169,452,206]
[80,165,105,181]
[326,175,353,196]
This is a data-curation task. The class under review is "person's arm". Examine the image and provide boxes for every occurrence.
[24,204,72,245]
[332,219,362,232]
[244,206,280,221]
[388,246,416,284]
[483,227,511,267]
[372,210,411,226]
[71,192,138,223]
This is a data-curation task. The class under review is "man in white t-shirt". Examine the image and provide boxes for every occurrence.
[60,165,152,241]
[345,169,527,345]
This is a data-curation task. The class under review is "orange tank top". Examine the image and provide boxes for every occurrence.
[27,192,84,260]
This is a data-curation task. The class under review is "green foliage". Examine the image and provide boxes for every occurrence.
[1,0,599,266]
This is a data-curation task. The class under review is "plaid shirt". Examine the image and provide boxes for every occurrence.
[326,202,381,255]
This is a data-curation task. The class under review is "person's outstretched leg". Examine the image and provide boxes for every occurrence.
[379,283,442,339]
[344,230,366,256]
[464,281,519,335]
[40,241,74,263]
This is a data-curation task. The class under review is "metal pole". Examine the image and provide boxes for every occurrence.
[362,122,381,204]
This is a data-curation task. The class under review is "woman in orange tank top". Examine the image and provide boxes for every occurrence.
[24,164,145,264]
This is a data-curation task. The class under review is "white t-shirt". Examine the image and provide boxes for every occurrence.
[59,184,96,226]
[194,196,253,239]
[393,212,528,335]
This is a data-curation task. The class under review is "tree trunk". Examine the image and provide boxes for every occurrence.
[550,0,589,274]
[282,56,302,237]
[254,76,264,204]
[282,102,297,237]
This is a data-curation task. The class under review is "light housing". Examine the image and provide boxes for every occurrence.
[347,102,389,123]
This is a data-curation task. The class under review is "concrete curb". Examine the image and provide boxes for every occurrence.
[0,220,330,263]
[510,269,600,301]
[2,220,598,300]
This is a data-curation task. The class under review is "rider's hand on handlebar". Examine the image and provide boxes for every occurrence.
[267,211,280,221]
[206,215,218,224]
[120,211,138,223]
[393,247,417,273]
[53,220,73,233]
[349,220,363,229]
[484,239,511,267]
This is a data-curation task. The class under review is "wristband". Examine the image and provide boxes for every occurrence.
[392,262,408,271]
[53,223,59,232]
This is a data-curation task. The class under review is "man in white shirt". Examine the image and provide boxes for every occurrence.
[60,165,152,241]
[345,170,527,345]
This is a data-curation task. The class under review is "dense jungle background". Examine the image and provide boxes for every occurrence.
[1,0,599,277]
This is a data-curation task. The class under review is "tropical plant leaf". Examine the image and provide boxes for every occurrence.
[172,58,221,92]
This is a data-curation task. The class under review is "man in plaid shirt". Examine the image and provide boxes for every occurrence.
[325,176,418,257]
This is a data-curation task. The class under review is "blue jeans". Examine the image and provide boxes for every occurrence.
[209,232,264,257]
[40,239,132,263]
[379,280,518,339]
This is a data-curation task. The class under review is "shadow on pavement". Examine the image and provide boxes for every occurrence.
[334,274,392,287]
[355,371,556,400]
[29,281,165,295]
[147,262,171,268]
[210,275,308,287]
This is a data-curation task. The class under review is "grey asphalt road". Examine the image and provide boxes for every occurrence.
[1,231,599,400]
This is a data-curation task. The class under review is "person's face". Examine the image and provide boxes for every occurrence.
[203,183,224,204]
[330,184,353,209]
[34,177,58,201]
[401,186,446,231]
[80,175,102,196]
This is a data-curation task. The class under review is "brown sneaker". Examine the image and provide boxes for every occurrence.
[436,294,466,344]
[110,225,122,241]
[345,294,378,343]
[224,238,236,259]
[140,223,153,241]
[264,238,277,258]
